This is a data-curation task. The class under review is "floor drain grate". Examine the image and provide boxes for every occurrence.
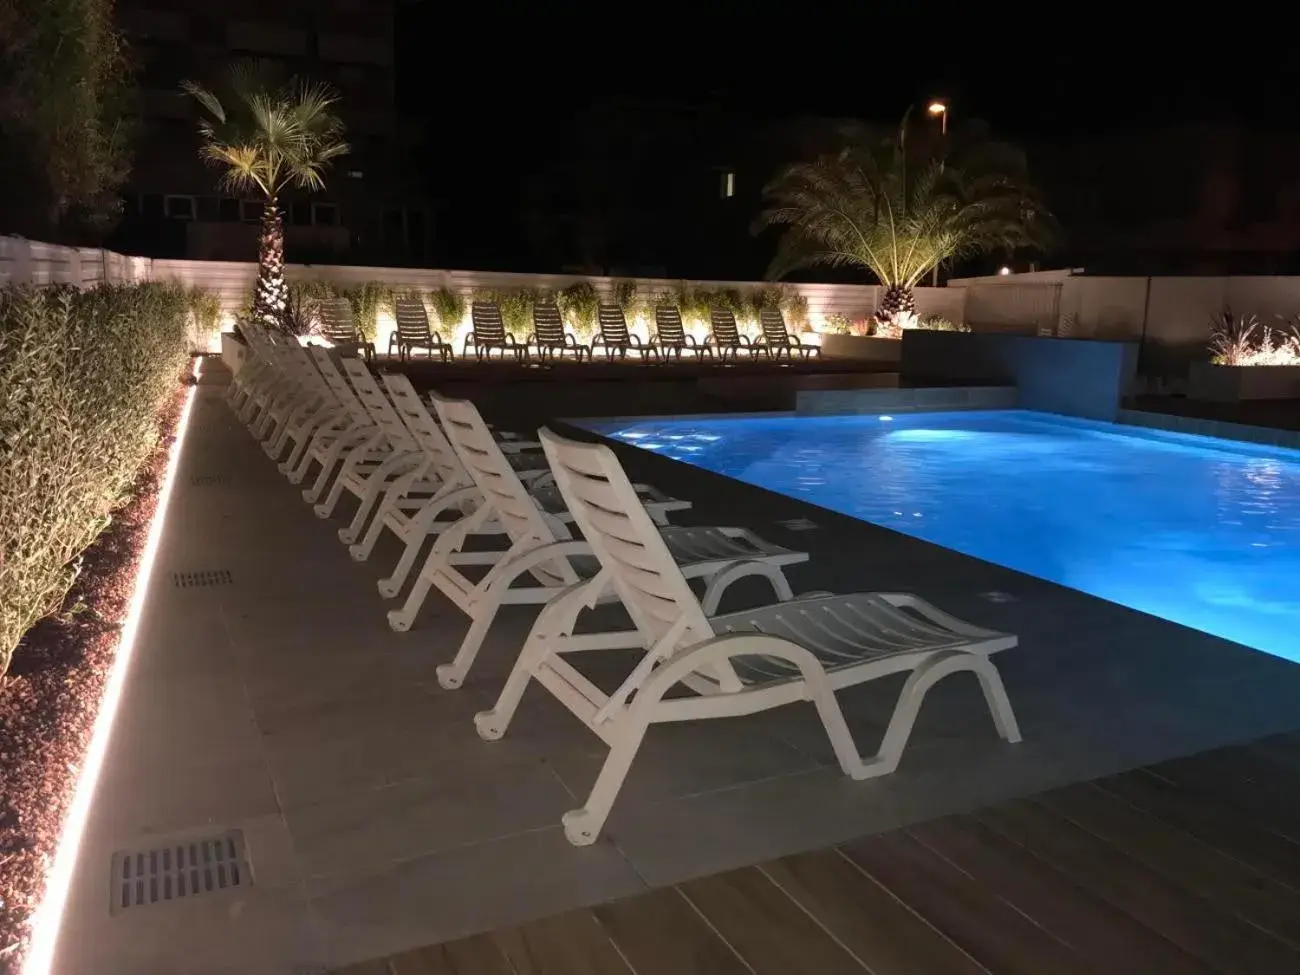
[110,830,249,913]
[189,474,227,487]
[172,569,234,588]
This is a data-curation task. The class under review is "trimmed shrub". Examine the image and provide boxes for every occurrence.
[0,282,191,675]
[430,287,467,334]
[342,281,394,342]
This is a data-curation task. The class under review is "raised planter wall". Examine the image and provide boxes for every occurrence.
[816,333,902,364]
[1187,363,1300,402]
[901,331,1138,421]
[220,331,247,376]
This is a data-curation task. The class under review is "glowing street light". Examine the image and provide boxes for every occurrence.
[927,100,948,135]
[999,266,1012,276]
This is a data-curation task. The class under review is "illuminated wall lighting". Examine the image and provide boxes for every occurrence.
[22,359,201,975]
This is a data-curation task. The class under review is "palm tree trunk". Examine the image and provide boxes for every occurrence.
[877,283,917,323]
[253,198,287,330]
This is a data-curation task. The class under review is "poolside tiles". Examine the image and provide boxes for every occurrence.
[336,732,1300,975]
[52,359,1300,974]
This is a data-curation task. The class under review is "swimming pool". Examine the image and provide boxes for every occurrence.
[583,410,1300,664]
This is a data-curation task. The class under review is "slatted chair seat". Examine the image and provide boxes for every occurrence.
[320,298,375,361]
[707,308,760,362]
[390,296,453,362]
[757,308,819,361]
[650,305,712,359]
[529,301,591,362]
[465,301,527,362]
[594,304,658,361]
[473,428,1022,847]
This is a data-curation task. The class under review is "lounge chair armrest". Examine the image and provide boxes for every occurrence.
[463,331,477,352]
[628,334,644,346]
[504,334,518,345]
[684,334,700,346]
[564,333,579,346]
[738,335,753,345]
[484,538,593,591]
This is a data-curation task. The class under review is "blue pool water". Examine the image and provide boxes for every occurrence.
[584,410,1300,663]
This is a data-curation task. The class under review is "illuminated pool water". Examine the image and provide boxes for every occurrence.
[584,410,1300,664]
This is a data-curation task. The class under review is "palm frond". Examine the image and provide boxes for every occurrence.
[755,117,1053,286]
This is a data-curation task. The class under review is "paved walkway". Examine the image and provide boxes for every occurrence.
[52,359,1300,973]
[335,730,1300,975]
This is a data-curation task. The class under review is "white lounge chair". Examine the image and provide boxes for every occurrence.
[474,428,1022,846]
[282,348,383,501]
[360,380,690,627]
[315,357,439,545]
[249,345,333,446]
[756,308,819,361]
[259,347,350,465]
[411,391,808,688]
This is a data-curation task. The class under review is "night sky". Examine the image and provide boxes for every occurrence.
[392,4,1300,274]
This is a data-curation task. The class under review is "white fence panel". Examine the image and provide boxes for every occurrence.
[962,282,1062,334]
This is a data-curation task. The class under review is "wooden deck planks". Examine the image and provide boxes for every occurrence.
[760,848,988,975]
[842,831,1093,975]
[976,800,1300,974]
[591,887,750,975]
[677,866,868,974]
[1033,782,1300,948]
[331,732,1300,975]
[907,815,1213,975]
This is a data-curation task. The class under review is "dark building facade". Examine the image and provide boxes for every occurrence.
[109,0,431,264]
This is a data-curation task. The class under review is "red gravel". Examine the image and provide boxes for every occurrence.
[0,378,190,970]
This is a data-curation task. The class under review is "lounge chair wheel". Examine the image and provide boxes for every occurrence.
[561,810,599,847]
[338,526,357,544]
[386,608,412,632]
[434,664,462,689]
[473,710,505,741]
[377,578,400,598]
[348,543,368,562]
[312,502,330,518]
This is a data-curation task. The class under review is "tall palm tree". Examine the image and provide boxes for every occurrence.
[182,61,349,331]
[755,116,1052,324]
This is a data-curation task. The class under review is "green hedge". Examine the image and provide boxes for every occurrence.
[0,282,192,675]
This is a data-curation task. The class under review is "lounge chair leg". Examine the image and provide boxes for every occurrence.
[376,501,450,597]
[386,569,432,631]
[311,458,354,517]
[561,717,650,846]
[435,609,494,689]
[847,650,1020,781]
[700,560,794,615]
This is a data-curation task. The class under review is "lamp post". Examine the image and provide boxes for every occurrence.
[927,100,948,135]
[927,100,949,287]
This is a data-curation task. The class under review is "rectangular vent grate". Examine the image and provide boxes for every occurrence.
[111,830,249,913]
[776,517,819,532]
[189,474,227,487]
[172,569,233,588]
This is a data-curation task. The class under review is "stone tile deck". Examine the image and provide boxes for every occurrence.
[334,731,1300,974]
[51,359,1300,973]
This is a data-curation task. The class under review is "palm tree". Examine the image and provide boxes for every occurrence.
[755,115,1052,324]
[182,61,349,331]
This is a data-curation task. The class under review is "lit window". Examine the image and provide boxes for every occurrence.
[721,170,735,198]
[164,195,196,220]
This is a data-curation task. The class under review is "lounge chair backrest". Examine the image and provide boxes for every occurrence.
[377,373,467,486]
[471,301,509,345]
[539,427,714,646]
[759,308,792,346]
[307,347,370,423]
[320,298,362,345]
[598,303,631,345]
[532,301,566,345]
[339,358,417,451]
[395,296,435,345]
[281,345,330,394]
[654,306,687,345]
[432,394,578,588]
[709,308,742,345]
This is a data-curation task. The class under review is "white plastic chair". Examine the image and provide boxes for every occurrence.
[401,391,808,688]
[313,357,438,545]
[282,348,382,501]
[474,428,1022,846]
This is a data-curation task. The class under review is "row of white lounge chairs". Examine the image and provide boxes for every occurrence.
[225,321,1021,846]
[316,295,820,364]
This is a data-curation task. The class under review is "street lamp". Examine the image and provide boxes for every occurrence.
[927,100,948,135]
